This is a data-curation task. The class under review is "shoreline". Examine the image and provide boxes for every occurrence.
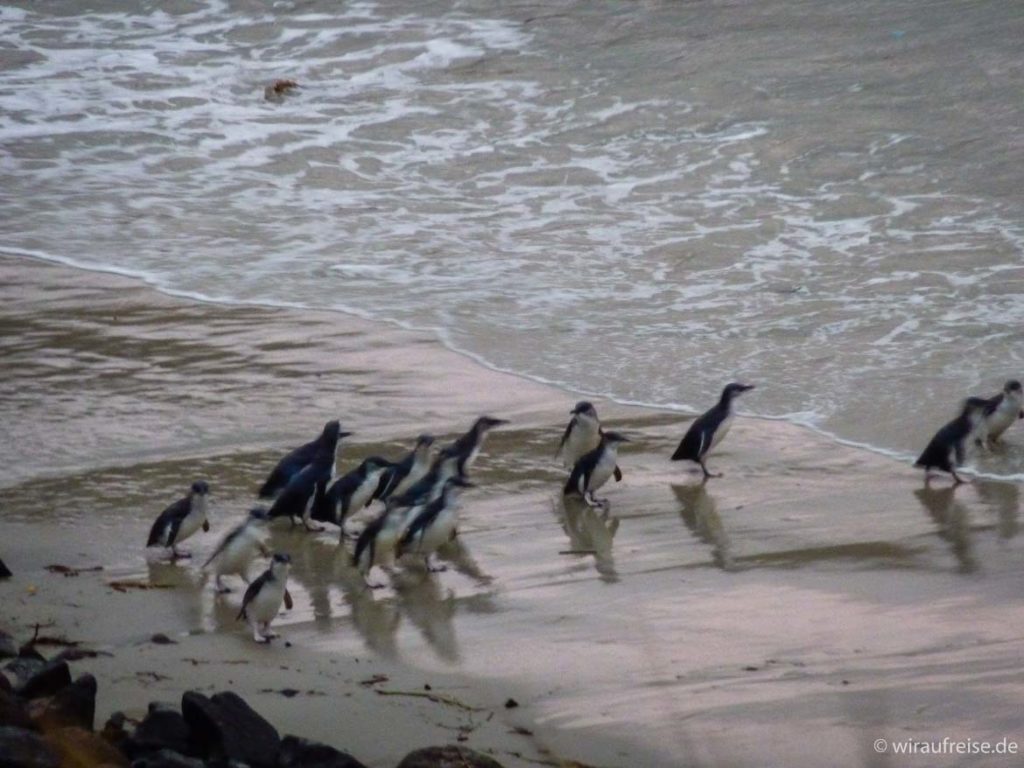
[3,253,1024,768]
[13,245,1019,486]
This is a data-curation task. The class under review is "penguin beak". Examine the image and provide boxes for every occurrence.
[741,384,756,392]
[338,431,354,439]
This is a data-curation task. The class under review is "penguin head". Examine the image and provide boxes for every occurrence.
[270,552,291,576]
[247,506,270,523]
[361,456,392,473]
[474,416,509,433]
[602,431,630,447]
[721,382,755,401]
[190,480,210,496]
[1005,380,1022,395]
[571,401,598,419]
[321,420,352,444]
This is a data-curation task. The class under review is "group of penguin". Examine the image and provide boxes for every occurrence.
[145,378,1021,643]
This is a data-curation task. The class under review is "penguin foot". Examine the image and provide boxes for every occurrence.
[303,523,325,533]
[262,629,280,639]
[215,586,232,595]
[253,634,271,643]
[170,550,192,560]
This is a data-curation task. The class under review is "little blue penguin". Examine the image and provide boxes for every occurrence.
[556,401,623,481]
[237,552,292,643]
[916,397,990,485]
[386,446,461,512]
[267,422,351,531]
[443,416,508,478]
[564,431,630,508]
[671,383,755,479]
[377,434,435,502]
[258,420,342,499]
[352,505,418,588]
[146,480,211,559]
[313,456,394,539]
[396,476,473,572]
[202,507,270,593]
[980,379,1023,444]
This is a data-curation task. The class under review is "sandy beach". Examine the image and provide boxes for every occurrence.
[2,255,1023,767]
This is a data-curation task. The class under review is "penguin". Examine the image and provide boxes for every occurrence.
[980,379,1023,444]
[258,420,343,499]
[564,431,630,507]
[671,383,755,479]
[237,552,292,643]
[267,423,350,531]
[313,456,394,539]
[352,505,417,589]
[386,446,461,512]
[915,397,990,485]
[376,435,435,503]
[555,401,623,481]
[146,480,211,558]
[556,401,601,468]
[202,507,270,593]
[442,416,508,478]
[396,476,473,572]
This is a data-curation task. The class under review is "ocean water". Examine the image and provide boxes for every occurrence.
[2,0,1023,472]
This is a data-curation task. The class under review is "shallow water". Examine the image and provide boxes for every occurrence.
[2,0,1022,468]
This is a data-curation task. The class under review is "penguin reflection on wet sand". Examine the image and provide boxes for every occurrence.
[915,398,989,485]
[258,419,343,499]
[237,552,293,643]
[146,480,211,559]
[672,383,755,479]
[267,422,351,531]
[979,379,1024,445]
[564,431,630,508]
[202,507,270,593]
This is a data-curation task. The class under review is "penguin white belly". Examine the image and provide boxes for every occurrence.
[394,462,428,498]
[375,508,415,567]
[408,507,458,556]
[709,414,734,452]
[987,397,1022,438]
[349,472,382,514]
[465,444,481,472]
[249,578,286,623]
[589,451,619,492]
[215,530,260,576]
[176,507,207,544]
[563,419,601,467]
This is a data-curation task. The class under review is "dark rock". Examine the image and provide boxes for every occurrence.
[0,631,17,660]
[0,726,60,768]
[123,703,193,759]
[149,634,176,646]
[181,691,279,768]
[0,688,35,731]
[42,725,129,768]
[35,674,96,732]
[16,660,71,701]
[276,735,369,768]
[396,746,505,768]
[503,698,518,709]
[0,559,10,579]
[130,749,206,768]
[99,712,129,751]
[3,657,43,690]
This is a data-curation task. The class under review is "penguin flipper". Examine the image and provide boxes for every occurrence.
[202,520,210,533]
[614,465,623,483]
[555,417,576,459]
[283,589,293,611]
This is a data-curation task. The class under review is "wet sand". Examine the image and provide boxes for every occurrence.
[2,254,1023,767]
